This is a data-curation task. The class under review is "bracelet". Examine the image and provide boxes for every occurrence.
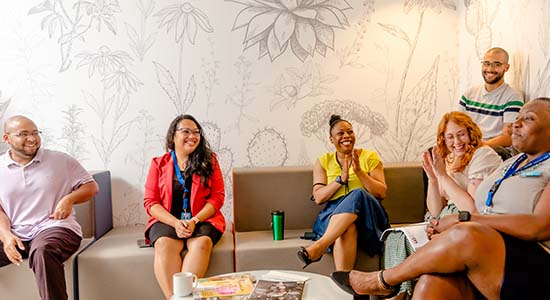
[191,217,200,225]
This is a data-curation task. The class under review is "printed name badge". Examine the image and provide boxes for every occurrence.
[181,212,191,220]
[520,170,542,178]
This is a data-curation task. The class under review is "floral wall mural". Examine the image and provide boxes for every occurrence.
[1,0,548,227]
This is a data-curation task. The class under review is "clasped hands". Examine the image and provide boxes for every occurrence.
[426,214,458,240]
[174,219,196,238]
[340,149,363,182]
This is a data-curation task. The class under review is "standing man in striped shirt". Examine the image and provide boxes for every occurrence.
[458,47,524,160]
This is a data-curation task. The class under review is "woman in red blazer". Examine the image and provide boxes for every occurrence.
[143,114,225,299]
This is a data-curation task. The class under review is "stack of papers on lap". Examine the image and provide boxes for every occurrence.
[380,222,430,250]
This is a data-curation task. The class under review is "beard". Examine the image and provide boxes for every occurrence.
[11,144,39,159]
[482,70,504,85]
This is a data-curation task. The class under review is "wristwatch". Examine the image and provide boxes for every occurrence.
[458,211,471,222]
[335,176,346,185]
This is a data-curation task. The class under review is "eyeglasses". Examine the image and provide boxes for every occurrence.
[481,61,504,68]
[176,127,201,137]
[444,131,468,143]
[6,130,42,138]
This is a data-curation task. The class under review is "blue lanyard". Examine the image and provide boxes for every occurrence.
[485,152,550,209]
[171,151,191,220]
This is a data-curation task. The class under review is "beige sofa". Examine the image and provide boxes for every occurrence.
[76,226,234,299]
[232,162,425,275]
[0,170,113,300]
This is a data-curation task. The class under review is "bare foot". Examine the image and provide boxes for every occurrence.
[349,270,397,296]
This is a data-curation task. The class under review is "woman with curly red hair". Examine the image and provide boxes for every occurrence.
[382,111,502,299]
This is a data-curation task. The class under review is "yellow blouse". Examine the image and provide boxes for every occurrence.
[318,149,381,201]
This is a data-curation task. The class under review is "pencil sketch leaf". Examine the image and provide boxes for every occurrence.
[400,56,439,160]
[182,75,196,113]
[153,61,182,110]
[0,98,11,120]
[28,0,52,15]
[378,23,411,47]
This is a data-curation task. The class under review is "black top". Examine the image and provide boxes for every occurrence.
[170,176,193,218]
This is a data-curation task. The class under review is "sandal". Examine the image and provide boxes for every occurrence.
[377,270,399,298]
[330,271,369,299]
[296,246,321,269]
[330,270,399,299]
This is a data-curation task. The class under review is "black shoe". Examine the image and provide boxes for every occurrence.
[296,246,321,269]
[330,271,399,299]
[330,271,369,299]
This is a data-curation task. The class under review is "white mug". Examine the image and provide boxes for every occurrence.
[173,272,198,296]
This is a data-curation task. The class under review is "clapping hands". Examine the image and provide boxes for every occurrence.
[341,149,363,182]
[422,148,446,181]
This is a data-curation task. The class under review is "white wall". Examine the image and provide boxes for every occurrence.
[1,0,547,226]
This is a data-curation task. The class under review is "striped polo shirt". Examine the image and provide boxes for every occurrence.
[458,83,524,140]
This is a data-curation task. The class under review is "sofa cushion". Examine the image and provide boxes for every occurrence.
[233,166,319,232]
[0,238,92,300]
[383,162,425,223]
[77,226,234,300]
[234,229,380,275]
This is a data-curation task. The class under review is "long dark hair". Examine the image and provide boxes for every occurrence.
[165,114,214,186]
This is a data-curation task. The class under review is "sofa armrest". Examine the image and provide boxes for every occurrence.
[75,170,113,240]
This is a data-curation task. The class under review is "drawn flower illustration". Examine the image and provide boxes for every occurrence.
[78,0,122,34]
[28,0,122,72]
[76,46,133,77]
[227,0,352,62]
[126,0,157,61]
[271,61,337,110]
[102,66,143,94]
[404,0,456,14]
[155,2,213,44]
[301,100,388,150]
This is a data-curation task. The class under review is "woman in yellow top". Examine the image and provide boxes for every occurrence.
[297,115,390,270]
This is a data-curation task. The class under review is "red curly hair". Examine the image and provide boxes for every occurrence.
[435,112,483,173]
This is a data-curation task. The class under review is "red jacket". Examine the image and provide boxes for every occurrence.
[143,152,225,241]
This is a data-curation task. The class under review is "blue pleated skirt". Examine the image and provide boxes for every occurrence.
[312,188,390,256]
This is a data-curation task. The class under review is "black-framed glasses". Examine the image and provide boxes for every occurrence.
[175,127,201,137]
[6,130,42,138]
[481,61,504,68]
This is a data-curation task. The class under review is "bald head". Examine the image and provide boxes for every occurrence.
[2,115,41,164]
[3,115,36,134]
[486,47,509,64]
[529,97,550,125]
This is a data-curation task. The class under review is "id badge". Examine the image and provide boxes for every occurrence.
[520,170,542,177]
[181,212,191,220]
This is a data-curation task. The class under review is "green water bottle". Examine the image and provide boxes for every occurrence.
[271,210,284,240]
